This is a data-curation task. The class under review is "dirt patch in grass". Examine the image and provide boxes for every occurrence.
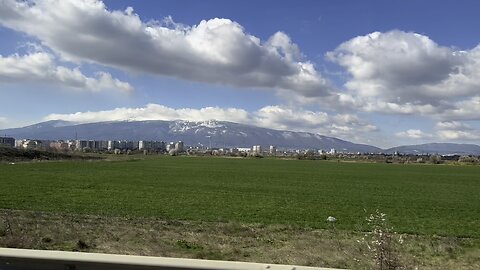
[0,209,478,269]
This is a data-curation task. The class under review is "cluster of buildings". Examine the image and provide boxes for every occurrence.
[250,145,277,155]
[1,135,342,157]
[2,134,349,158]
[0,136,184,153]
[187,145,339,157]
[246,145,338,156]
[2,136,477,164]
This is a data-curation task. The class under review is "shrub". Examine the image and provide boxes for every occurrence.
[360,210,404,270]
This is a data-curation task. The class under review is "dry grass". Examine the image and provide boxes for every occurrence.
[0,209,478,269]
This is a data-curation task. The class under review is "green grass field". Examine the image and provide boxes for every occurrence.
[1,156,479,237]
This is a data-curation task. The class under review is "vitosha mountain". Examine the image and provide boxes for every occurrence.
[1,120,381,153]
[2,120,480,155]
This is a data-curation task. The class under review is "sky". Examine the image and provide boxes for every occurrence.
[1,0,480,148]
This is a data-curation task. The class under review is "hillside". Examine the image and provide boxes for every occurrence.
[385,143,480,155]
[0,120,381,153]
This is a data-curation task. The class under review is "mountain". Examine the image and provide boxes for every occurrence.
[385,143,480,155]
[0,120,381,153]
[4,120,479,155]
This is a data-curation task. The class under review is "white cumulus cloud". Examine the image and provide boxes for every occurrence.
[435,121,472,131]
[395,129,432,140]
[434,121,480,140]
[0,51,133,92]
[0,0,334,97]
[45,104,251,124]
[439,97,480,121]
[436,130,480,140]
[327,30,480,120]
[396,121,480,142]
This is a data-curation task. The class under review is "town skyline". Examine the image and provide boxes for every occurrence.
[3,118,480,156]
[1,0,480,148]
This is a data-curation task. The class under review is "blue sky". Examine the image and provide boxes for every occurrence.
[1,0,480,148]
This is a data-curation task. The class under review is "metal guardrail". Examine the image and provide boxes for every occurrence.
[0,248,345,270]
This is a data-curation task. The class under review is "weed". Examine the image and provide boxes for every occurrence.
[359,210,404,270]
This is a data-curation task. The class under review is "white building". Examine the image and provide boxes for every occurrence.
[107,140,116,151]
[138,140,146,150]
[237,147,251,153]
[175,141,184,152]
[252,145,262,154]
[269,145,277,155]
[166,142,175,152]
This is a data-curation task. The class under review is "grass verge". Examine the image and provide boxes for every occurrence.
[1,210,478,269]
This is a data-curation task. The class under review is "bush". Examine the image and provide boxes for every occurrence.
[458,156,478,164]
[359,210,404,270]
[429,155,442,164]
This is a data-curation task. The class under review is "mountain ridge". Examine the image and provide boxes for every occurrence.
[0,120,381,153]
[384,143,480,155]
[2,120,480,155]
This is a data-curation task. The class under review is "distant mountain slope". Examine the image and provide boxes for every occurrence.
[385,143,480,155]
[4,120,480,154]
[0,120,381,153]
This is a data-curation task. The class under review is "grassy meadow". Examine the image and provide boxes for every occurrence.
[1,156,479,238]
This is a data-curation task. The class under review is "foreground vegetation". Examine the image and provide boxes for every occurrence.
[0,156,479,238]
[1,210,478,269]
